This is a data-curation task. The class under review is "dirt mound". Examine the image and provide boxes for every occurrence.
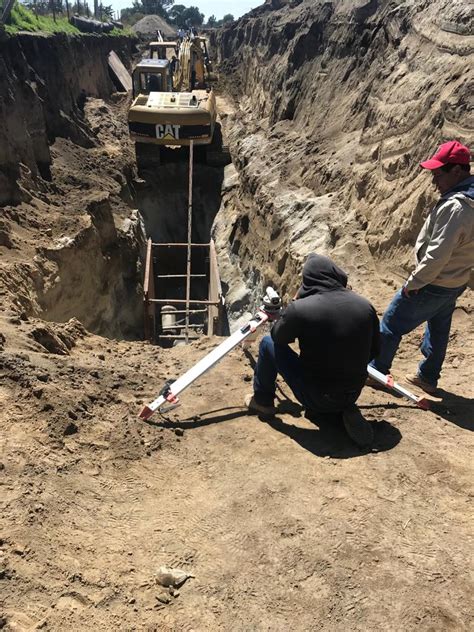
[131,14,176,39]
[29,318,87,355]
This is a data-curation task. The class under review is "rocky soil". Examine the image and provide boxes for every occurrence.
[1,3,473,630]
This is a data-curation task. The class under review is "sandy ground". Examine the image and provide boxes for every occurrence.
[1,96,473,630]
[1,300,473,630]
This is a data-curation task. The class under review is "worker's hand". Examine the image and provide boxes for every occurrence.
[402,286,418,298]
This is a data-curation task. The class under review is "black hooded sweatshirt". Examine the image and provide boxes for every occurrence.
[271,254,380,392]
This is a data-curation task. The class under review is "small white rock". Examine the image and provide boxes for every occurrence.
[155,566,194,588]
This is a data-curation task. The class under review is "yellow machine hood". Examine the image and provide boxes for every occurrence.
[128,90,216,146]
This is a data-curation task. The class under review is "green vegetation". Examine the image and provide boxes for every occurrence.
[4,2,80,33]
[169,4,204,27]
[207,13,234,27]
[106,26,134,36]
[120,0,171,23]
[3,0,238,33]
[3,2,134,35]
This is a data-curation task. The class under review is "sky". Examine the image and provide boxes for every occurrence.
[113,0,264,21]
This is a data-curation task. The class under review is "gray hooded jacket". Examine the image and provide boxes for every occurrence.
[406,175,474,291]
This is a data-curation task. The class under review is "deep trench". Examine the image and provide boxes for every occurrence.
[35,147,229,345]
[137,151,227,344]
[15,37,234,345]
[137,155,224,244]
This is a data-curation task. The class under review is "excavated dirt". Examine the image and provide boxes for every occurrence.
[0,96,143,340]
[1,4,474,630]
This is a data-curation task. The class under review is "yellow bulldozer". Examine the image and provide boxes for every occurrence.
[128,37,227,169]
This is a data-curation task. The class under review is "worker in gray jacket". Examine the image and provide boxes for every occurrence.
[369,140,473,393]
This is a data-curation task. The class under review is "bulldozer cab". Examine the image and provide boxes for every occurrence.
[132,59,173,98]
[149,41,178,60]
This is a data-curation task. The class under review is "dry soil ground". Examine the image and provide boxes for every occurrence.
[1,97,473,631]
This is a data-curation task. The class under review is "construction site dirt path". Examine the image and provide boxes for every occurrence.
[1,316,473,630]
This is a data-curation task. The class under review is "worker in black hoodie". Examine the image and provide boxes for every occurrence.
[246,253,380,447]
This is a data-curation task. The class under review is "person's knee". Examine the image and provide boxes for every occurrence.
[273,341,291,362]
[381,294,415,336]
[259,335,274,354]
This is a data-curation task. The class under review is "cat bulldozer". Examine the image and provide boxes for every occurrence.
[128,56,228,170]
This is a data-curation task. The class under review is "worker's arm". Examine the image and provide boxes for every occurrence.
[271,303,299,345]
[405,199,466,292]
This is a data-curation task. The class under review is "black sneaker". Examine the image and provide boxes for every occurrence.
[342,404,374,448]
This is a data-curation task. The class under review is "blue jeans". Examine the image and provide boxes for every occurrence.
[254,335,360,413]
[370,284,466,386]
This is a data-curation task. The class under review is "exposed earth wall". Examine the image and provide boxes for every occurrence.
[0,33,143,338]
[212,0,473,306]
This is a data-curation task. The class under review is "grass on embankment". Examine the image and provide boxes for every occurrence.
[4,3,131,36]
[4,3,80,34]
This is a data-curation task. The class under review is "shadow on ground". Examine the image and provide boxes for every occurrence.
[364,382,474,431]
[264,411,402,459]
[428,390,474,431]
[146,401,402,459]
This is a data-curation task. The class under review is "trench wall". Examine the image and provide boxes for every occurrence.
[0,31,145,340]
[211,0,473,302]
[0,31,135,204]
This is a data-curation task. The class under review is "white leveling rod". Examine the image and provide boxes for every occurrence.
[139,287,430,420]
[139,287,282,420]
[367,365,429,410]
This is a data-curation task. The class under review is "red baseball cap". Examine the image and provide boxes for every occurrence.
[420,140,471,170]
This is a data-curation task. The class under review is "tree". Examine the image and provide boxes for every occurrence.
[205,13,235,28]
[168,3,185,25]
[26,0,64,15]
[98,2,113,18]
[183,5,203,26]
[169,4,203,27]
[120,1,142,21]
[71,0,90,14]
[121,10,144,25]
[141,0,174,17]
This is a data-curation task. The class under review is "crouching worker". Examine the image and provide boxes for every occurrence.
[246,254,380,447]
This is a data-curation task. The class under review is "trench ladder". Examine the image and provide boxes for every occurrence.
[143,140,224,344]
